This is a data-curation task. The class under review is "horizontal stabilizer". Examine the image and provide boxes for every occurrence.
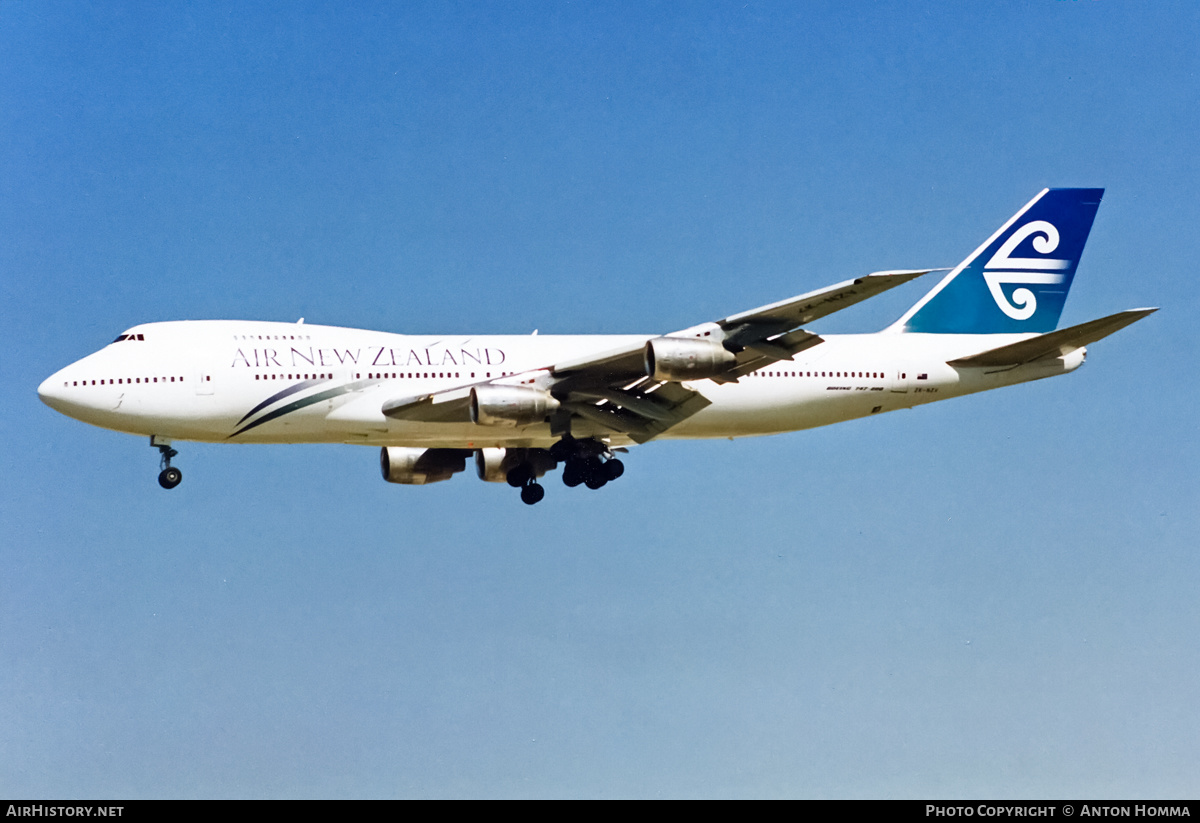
[948,308,1157,368]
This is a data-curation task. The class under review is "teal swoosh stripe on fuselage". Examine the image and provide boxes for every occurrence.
[228,381,367,438]
[237,378,327,425]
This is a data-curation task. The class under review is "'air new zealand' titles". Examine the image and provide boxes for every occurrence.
[39,188,1155,505]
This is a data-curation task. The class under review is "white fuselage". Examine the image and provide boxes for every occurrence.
[37,319,1084,449]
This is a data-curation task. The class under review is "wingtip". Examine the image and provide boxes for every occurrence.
[1121,307,1160,319]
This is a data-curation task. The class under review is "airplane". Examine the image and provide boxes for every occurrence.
[38,188,1155,505]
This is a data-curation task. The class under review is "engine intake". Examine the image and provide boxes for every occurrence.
[469,385,560,427]
[644,337,736,381]
[380,447,467,485]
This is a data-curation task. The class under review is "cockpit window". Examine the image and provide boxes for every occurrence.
[111,333,145,343]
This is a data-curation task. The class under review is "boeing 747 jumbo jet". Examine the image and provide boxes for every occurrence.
[39,188,1154,504]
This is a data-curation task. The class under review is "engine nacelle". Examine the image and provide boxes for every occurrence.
[475,447,558,482]
[643,337,736,381]
[469,385,560,427]
[474,447,519,482]
[380,447,467,485]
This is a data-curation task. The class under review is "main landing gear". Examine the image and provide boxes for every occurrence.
[553,436,624,494]
[505,461,546,505]
[561,454,624,489]
[506,437,626,505]
[152,437,182,489]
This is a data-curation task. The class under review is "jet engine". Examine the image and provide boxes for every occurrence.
[475,447,557,483]
[380,447,468,485]
[474,447,520,482]
[643,337,737,381]
[469,385,560,427]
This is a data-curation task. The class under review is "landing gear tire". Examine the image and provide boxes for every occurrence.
[582,456,607,489]
[153,439,182,489]
[557,440,626,491]
[520,483,545,505]
[506,463,533,488]
[562,460,584,487]
[604,458,625,481]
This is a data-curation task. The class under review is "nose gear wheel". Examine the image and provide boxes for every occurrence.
[154,439,182,489]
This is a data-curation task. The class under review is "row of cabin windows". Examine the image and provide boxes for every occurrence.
[63,371,910,389]
[235,334,311,341]
[750,370,891,378]
[358,372,513,380]
[66,376,186,387]
[253,371,515,381]
[248,370,900,382]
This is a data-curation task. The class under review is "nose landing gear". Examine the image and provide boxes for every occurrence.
[152,437,182,489]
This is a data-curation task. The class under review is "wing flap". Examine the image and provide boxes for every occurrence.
[563,380,712,440]
[713,329,825,383]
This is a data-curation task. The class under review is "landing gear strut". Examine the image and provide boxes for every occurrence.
[153,437,182,489]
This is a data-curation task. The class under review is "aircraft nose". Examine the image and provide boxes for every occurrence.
[38,372,68,410]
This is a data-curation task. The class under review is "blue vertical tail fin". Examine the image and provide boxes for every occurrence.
[894,188,1103,334]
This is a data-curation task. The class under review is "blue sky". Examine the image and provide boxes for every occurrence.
[2,1,1197,798]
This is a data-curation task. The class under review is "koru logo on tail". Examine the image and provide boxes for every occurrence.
[983,220,1070,320]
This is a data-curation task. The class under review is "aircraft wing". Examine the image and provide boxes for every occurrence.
[384,269,936,441]
[715,269,937,344]
[551,269,937,384]
[381,386,473,423]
